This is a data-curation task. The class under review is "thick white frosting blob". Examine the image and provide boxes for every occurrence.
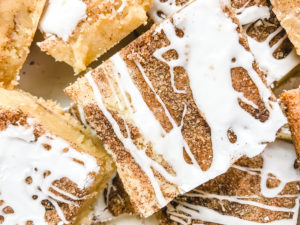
[0,119,99,224]
[236,4,270,25]
[39,0,87,41]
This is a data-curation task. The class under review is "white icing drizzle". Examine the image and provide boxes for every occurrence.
[77,104,98,136]
[85,0,285,207]
[86,67,168,207]
[233,1,300,85]
[165,140,300,225]
[247,26,300,85]
[39,0,87,41]
[0,119,99,224]
[149,0,192,23]
[260,141,300,198]
[149,0,182,22]
[149,0,300,86]
[236,3,270,25]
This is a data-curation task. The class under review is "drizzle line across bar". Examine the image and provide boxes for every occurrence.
[65,0,286,217]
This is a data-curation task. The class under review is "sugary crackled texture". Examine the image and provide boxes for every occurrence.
[69,105,126,224]
[38,0,152,73]
[270,0,300,55]
[0,88,115,225]
[149,0,300,86]
[159,140,300,225]
[0,0,46,88]
[65,0,286,217]
[280,88,300,168]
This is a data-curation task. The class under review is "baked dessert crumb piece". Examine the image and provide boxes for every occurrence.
[0,0,46,88]
[0,88,115,224]
[159,140,300,225]
[270,0,300,55]
[280,88,300,168]
[65,0,286,217]
[38,0,153,74]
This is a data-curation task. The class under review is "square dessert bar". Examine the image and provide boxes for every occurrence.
[281,88,300,167]
[38,0,153,73]
[66,0,286,217]
[160,140,300,225]
[0,0,46,88]
[0,88,115,224]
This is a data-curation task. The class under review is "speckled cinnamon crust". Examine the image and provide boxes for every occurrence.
[232,0,296,61]
[0,88,115,224]
[159,152,300,225]
[270,0,300,55]
[280,88,300,167]
[0,0,46,88]
[39,0,152,73]
[150,0,297,82]
[65,2,279,217]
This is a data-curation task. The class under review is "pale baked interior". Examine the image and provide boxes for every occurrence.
[0,0,46,88]
[39,0,153,73]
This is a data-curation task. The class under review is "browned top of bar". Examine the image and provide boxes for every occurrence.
[232,0,296,63]
[65,1,276,217]
[159,152,300,225]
